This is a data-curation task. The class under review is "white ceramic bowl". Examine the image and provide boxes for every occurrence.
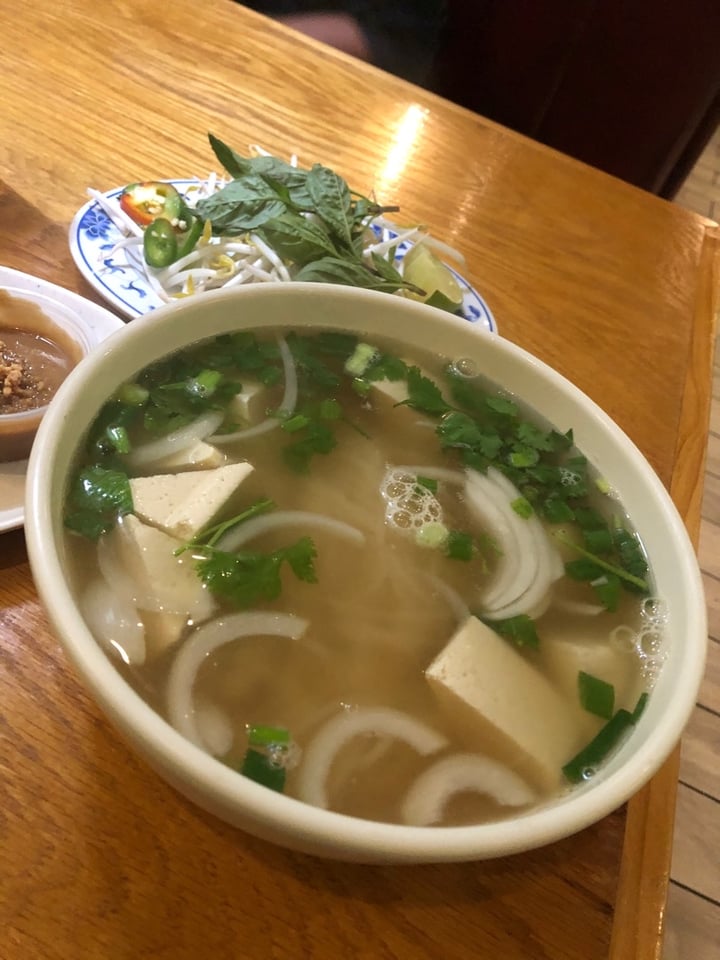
[24,283,707,863]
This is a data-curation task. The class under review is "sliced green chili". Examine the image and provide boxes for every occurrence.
[143,218,178,268]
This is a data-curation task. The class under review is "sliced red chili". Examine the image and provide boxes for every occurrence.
[120,181,184,227]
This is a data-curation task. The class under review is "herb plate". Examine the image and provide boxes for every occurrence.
[68,180,497,331]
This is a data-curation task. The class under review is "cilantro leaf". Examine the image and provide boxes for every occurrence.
[64,465,133,540]
[403,366,451,416]
[195,537,318,608]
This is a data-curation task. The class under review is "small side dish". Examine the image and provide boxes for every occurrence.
[0,288,90,462]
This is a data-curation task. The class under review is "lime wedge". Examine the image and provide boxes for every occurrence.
[402,243,464,313]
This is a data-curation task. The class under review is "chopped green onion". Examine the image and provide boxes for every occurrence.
[415,521,449,549]
[240,748,286,792]
[116,382,149,406]
[631,691,650,723]
[578,671,615,719]
[344,342,378,377]
[247,724,290,747]
[511,496,533,519]
[562,709,634,784]
[595,476,611,494]
[563,691,649,783]
[105,424,131,454]
[187,369,223,398]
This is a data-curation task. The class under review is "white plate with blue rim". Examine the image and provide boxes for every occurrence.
[68,179,497,331]
[0,266,125,533]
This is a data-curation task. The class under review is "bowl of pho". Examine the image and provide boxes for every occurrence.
[24,282,706,863]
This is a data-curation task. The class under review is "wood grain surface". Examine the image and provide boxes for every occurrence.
[0,2,716,958]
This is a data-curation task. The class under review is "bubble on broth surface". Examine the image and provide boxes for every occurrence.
[449,357,478,379]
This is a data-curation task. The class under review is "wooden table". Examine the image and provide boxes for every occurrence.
[0,2,717,957]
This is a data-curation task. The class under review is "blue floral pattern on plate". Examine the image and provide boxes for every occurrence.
[69,180,497,332]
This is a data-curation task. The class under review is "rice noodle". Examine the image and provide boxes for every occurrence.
[295,707,448,809]
[217,510,365,553]
[125,410,224,469]
[210,336,297,444]
[80,577,146,666]
[166,612,308,749]
[401,754,537,826]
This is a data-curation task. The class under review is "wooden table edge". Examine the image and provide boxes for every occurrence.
[609,222,719,960]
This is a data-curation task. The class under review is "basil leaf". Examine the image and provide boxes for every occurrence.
[257,212,338,265]
[306,163,353,248]
[195,176,287,231]
[207,133,255,179]
[294,257,407,292]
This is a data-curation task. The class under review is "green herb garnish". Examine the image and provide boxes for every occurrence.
[64,465,133,540]
[578,671,615,719]
[240,748,287,792]
[483,614,540,649]
[195,536,317,608]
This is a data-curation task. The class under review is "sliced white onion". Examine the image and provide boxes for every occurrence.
[467,467,565,620]
[166,612,308,749]
[484,471,565,619]
[80,577,146,666]
[210,336,297,444]
[465,468,537,610]
[401,754,537,826]
[217,510,365,553]
[295,707,448,810]
[124,410,224,470]
[195,701,235,757]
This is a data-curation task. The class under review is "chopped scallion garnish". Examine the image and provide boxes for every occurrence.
[240,748,286,792]
[578,671,615,719]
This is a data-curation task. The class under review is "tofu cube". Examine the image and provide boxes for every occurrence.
[114,514,216,622]
[426,616,597,789]
[228,379,267,425]
[129,461,254,540]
